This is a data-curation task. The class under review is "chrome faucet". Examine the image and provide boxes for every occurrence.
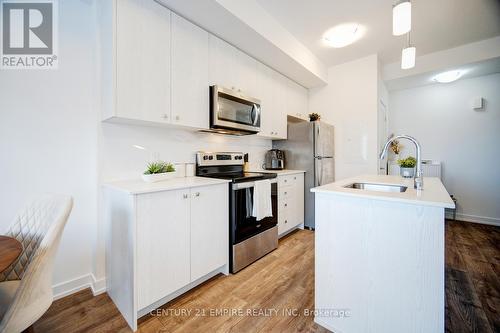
[379,135,423,190]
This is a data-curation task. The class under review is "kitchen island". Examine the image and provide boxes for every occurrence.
[311,175,455,333]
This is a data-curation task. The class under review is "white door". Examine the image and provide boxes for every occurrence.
[116,0,171,122]
[208,35,236,89]
[190,184,228,281]
[136,189,190,309]
[171,13,209,129]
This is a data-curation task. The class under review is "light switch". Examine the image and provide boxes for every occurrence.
[472,97,484,110]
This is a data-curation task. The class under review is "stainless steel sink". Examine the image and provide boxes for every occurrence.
[344,182,408,193]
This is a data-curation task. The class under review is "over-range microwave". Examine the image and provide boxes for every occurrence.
[209,85,261,135]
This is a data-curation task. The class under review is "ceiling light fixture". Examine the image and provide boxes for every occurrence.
[401,33,415,69]
[401,46,416,69]
[322,23,364,48]
[393,1,411,36]
[433,70,463,83]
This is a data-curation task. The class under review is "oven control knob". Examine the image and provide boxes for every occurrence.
[203,156,208,160]
[209,156,214,160]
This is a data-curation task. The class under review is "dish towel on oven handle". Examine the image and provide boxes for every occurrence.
[252,179,272,221]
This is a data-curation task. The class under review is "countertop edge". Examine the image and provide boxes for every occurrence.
[311,188,455,209]
[102,177,232,195]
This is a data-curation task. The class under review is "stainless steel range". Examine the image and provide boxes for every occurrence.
[196,152,278,273]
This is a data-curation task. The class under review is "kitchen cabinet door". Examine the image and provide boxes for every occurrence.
[190,184,228,282]
[256,63,277,138]
[208,35,237,89]
[171,13,209,129]
[292,173,305,226]
[116,0,171,123]
[287,79,309,121]
[234,49,258,97]
[136,189,190,309]
[273,72,289,139]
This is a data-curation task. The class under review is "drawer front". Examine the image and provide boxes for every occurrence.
[279,186,292,199]
[278,174,295,187]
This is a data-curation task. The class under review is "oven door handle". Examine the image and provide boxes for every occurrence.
[232,178,277,190]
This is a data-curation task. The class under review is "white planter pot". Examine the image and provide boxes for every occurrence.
[142,171,177,183]
[400,167,415,178]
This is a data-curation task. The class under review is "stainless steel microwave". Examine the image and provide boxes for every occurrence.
[210,85,261,135]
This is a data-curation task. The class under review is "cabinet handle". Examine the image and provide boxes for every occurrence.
[284,191,287,195]
[294,177,297,180]
[183,194,188,199]
[195,192,200,197]
[162,114,169,119]
[285,220,288,224]
[284,179,287,183]
[284,203,288,207]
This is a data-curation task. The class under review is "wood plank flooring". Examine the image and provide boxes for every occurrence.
[32,220,499,333]
[445,220,499,333]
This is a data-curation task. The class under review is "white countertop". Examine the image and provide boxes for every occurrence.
[311,174,455,208]
[250,169,306,176]
[103,176,231,195]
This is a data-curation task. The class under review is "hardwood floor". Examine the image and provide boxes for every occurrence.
[32,221,499,333]
[445,220,499,333]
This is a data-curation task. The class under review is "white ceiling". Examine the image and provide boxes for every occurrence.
[256,0,500,67]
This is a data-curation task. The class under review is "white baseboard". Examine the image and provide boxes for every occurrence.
[449,213,500,227]
[52,273,106,300]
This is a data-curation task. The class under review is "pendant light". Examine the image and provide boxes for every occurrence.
[393,1,411,36]
[401,33,416,69]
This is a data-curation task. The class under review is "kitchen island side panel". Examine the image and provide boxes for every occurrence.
[314,192,444,333]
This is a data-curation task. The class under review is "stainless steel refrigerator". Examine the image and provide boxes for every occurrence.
[273,120,334,229]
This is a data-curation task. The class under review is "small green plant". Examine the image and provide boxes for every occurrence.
[397,156,416,168]
[143,161,175,175]
[309,113,321,121]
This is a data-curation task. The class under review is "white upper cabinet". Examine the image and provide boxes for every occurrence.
[234,50,258,97]
[257,63,287,139]
[115,0,171,123]
[208,35,257,97]
[208,35,236,89]
[171,13,209,129]
[287,79,309,121]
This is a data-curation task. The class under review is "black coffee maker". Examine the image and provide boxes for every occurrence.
[264,149,285,170]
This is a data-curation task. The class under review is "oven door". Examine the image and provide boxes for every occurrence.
[210,85,261,133]
[230,181,278,245]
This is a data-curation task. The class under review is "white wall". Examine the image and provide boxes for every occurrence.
[309,55,380,180]
[0,1,99,296]
[389,73,500,225]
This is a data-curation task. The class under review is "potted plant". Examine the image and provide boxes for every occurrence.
[142,161,176,183]
[397,156,417,178]
[309,113,321,121]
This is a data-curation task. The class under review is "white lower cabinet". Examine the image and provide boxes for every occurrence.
[105,183,228,331]
[278,173,305,236]
[190,185,228,281]
[136,189,191,309]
